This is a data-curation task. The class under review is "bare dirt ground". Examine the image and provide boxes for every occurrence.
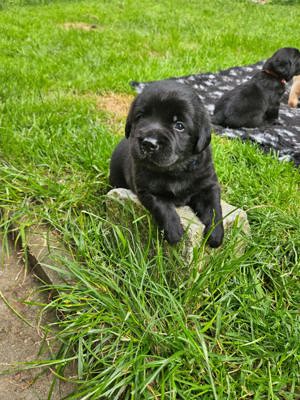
[0,235,74,399]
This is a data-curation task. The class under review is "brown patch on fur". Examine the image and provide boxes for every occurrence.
[62,22,99,31]
[288,75,300,108]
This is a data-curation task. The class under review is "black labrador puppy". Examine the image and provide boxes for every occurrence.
[212,47,300,128]
[109,81,224,247]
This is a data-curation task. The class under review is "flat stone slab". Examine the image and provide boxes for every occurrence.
[106,188,250,260]
[9,221,74,293]
[25,225,74,286]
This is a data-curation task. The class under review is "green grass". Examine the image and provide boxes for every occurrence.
[0,0,299,398]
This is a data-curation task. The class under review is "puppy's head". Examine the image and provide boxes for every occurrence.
[264,47,300,81]
[125,81,211,168]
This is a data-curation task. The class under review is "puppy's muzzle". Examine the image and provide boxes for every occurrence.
[140,137,160,154]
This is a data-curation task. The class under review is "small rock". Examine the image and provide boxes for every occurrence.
[106,188,250,262]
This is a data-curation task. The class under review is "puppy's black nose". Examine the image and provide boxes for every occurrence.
[141,137,159,153]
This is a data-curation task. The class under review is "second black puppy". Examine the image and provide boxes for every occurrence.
[212,47,300,128]
[109,81,224,247]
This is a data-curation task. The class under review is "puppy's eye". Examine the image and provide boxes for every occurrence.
[174,121,185,131]
[135,113,143,121]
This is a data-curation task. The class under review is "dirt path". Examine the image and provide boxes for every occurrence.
[0,235,74,399]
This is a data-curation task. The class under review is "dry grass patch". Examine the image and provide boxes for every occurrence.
[62,22,99,31]
[95,93,134,119]
[249,0,269,3]
[45,90,134,134]
[94,92,134,133]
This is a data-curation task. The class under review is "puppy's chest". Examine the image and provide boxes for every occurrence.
[146,174,197,204]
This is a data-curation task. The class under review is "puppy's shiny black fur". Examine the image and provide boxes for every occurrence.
[109,81,224,247]
[212,47,300,128]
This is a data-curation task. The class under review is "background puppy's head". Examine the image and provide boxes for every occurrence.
[125,81,211,168]
[263,47,300,82]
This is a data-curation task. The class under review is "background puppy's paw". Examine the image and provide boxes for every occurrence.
[288,98,298,108]
[271,119,283,126]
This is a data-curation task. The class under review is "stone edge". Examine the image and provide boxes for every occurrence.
[3,216,74,298]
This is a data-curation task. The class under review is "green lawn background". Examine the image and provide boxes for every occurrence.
[0,0,299,399]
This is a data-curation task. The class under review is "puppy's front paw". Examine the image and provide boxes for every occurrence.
[272,119,282,126]
[205,224,224,248]
[164,217,184,245]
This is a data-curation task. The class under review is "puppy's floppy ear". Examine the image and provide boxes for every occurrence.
[195,111,212,153]
[125,105,133,138]
[125,98,137,138]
